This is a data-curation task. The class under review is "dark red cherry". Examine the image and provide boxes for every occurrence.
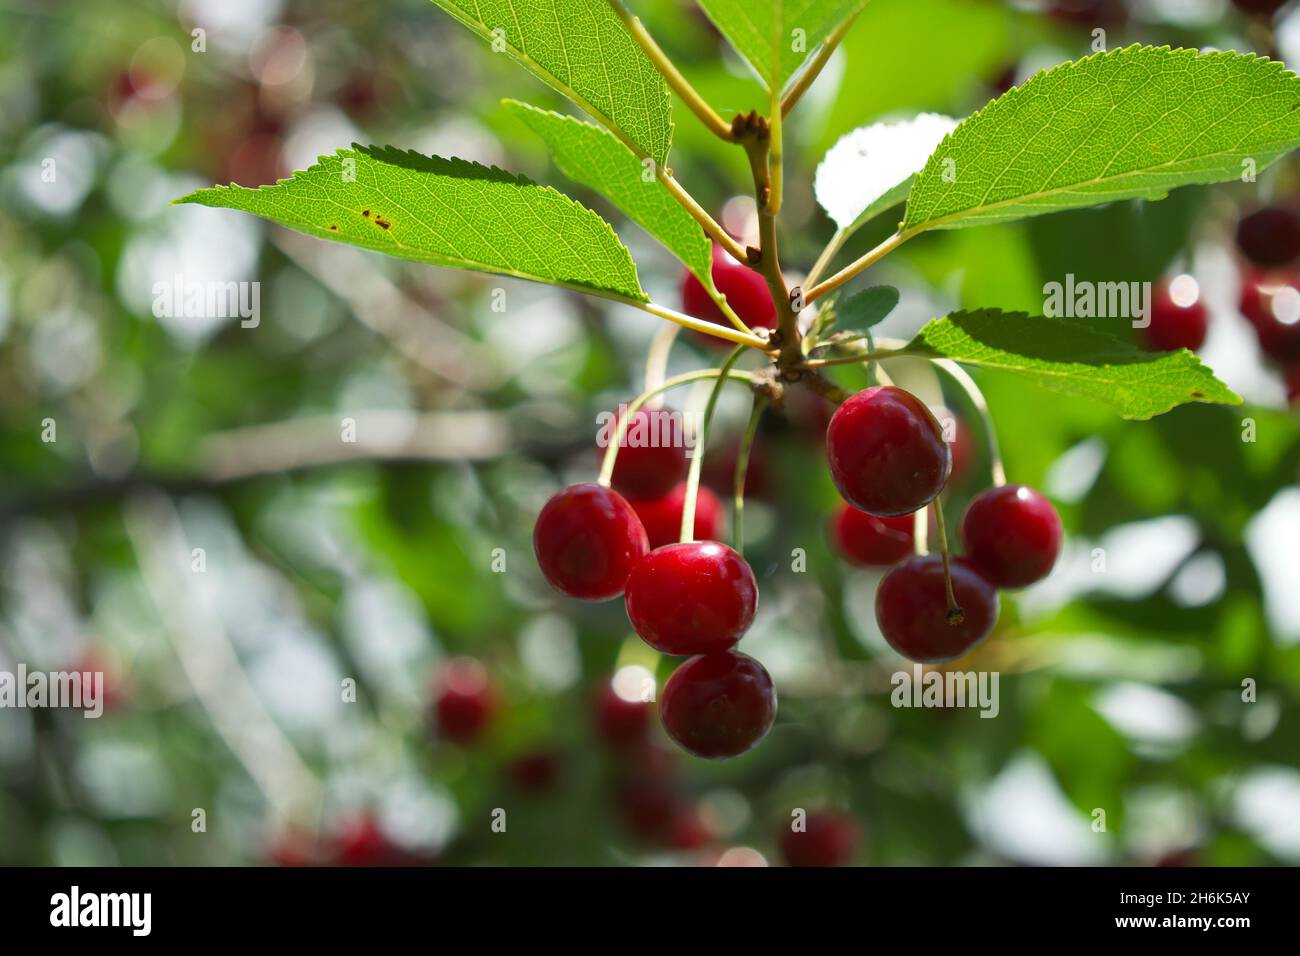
[826,386,951,517]
[668,806,713,850]
[594,680,653,751]
[1232,0,1289,14]
[779,811,862,867]
[624,542,758,655]
[875,555,998,663]
[533,483,649,601]
[962,484,1063,588]
[607,406,687,499]
[830,503,914,567]
[1238,206,1300,267]
[659,651,777,759]
[703,434,771,499]
[333,813,413,867]
[630,482,724,549]
[1144,277,1208,352]
[1046,0,1127,26]
[432,657,499,743]
[681,246,777,346]
[1239,270,1300,362]
[504,750,561,793]
[614,772,680,838]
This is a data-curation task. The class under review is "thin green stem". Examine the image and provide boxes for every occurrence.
[643,321,681,400]
[805,230,909,304]
[681,347,747,543]
[932,359,1007,487]
[802,345,913,368]
[598,368,755,487]
[639,301,771,349]
[780,14,858,118]
[731,394,768,554]
[805,227,848,291]
[659,172,749,264]
[931,497,964,625]
[607,0,735,141]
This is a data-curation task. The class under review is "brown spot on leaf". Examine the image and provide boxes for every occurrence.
[361,209,370,217]
[374,216,391,230]
[1190,390,1205,399]
[329,224,339,230]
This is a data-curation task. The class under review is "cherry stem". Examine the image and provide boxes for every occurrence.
[932,359,1007,487]
[931,497,965,625]
[780,14,858,118]
[731,394,768,555]
[606,0,735,143]
[680,346,747,543]
[640,301,771,350]
[804,227,847,291]
[643,322,681,405]
[597,367,755,488]
[805,230,909,304]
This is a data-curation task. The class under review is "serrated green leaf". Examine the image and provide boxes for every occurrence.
[174,146,647,302]
[906,309,1240,420]
[502,100,713,289]
[697,0,866,93]
[903,45,1300,234]
[428,0,672,166]
[830,285,898,333]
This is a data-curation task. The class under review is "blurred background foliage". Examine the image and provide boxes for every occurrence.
[0,0,1298,867]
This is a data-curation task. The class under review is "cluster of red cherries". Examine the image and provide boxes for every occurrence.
[1142,202,1300,403]
[532,249,1066,759]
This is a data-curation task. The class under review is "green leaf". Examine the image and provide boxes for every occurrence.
[428,0,672,166]
[829,285,898,334]
[903,45,1300,234]
[906,309,1240,420]
[502,100,713,288]
[697,0,867,93]
[174,145,647,302]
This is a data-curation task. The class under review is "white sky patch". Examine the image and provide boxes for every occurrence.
[814,113,957,230]
[1044,437,1107,504]
[1232,766,1300,862]
[1244,487,1300,646]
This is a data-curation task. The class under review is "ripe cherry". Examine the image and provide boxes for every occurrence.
[669,806,713,850]
[607,406,687,499]
[614,772,680,839]
[505,750,561,793]
[432,657,499,743]
[624,541,758,655]
[681,246,777,346]
[1046,0,1127,26]
[1144,277,1208,352]
[962,484,1063,588]
[660,651,777,759]
[1239,270,1300,363]
[1237,206,1300,267]
[875,556,999,663]
[594,679,653,751]
[533,483,649,601]
[830,503,914,567]
[826,386,951,517]
[333,813,414,867]
[630,482,724,549]
[779,812,861,867]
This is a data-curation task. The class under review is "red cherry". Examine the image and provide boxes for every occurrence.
[624,542,758,655]
[668,806,713,850]
[961,485,1063,588]
[533,483,649,601]
[1284,364,1300,405]
[681,246,777,346]
[703,434,771,499]
[614,773,680,838]
[1237,206,1300,267]
[505,750,561,793]
[266,827,322,867]
[1144,278,1208,352]
[826,386,951,517]
[875,555,999,663]
[432,657,498,743]
[1239,270,1300,363]
[607,406,687,499]
[333,814,410,867]
[630,482,724,549]
[779,812,862,867]
[830,503,914,567]
[594,680,653,750]
[660,651,777,759]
